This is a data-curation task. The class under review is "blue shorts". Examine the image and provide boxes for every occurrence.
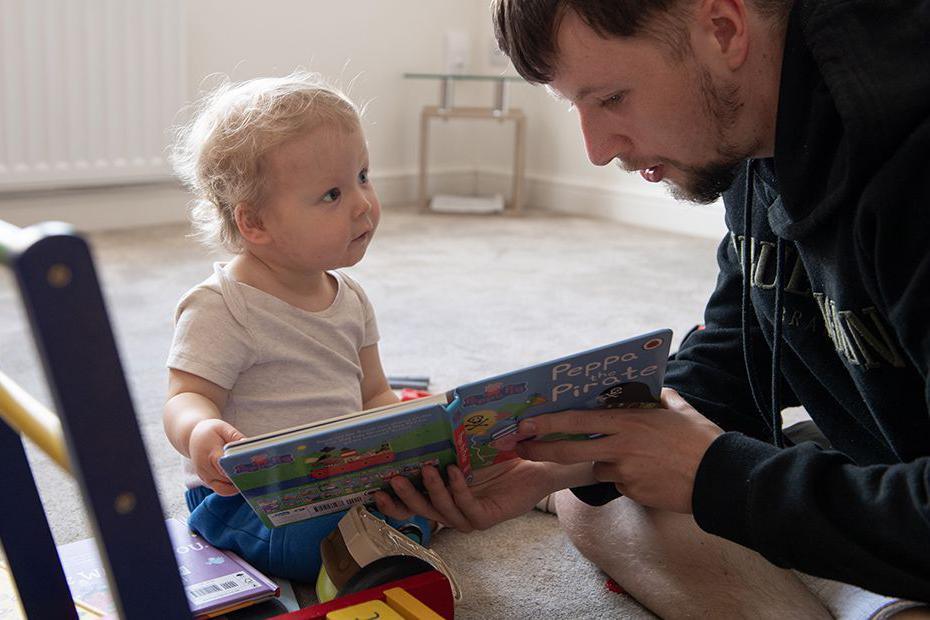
[185,487,430,583]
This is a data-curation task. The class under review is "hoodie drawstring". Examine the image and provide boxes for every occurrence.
[771,239,786,448]
[740,160,786,448]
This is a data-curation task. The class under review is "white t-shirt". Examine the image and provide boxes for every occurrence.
[167,262,379,487]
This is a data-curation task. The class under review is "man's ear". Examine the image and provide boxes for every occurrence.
[694,0,750,71]
[234,203,269,244]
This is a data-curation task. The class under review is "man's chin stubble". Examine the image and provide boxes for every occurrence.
[669,161,741,205]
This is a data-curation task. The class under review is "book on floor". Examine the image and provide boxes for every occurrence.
[55,518,279,619]
[220,329,673,528]
[0,561,105,619]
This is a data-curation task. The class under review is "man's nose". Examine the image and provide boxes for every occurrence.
[578,109,627,167]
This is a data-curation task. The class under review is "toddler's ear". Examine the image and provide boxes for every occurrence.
[234,202,268,244]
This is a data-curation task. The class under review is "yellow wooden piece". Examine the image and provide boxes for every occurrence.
[0,371,70,471]
[326,600,404,620]
[383,588,444,620]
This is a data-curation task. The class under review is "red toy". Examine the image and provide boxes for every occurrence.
[399,388,431,402]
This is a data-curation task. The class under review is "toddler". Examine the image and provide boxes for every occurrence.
[163,71,429,582]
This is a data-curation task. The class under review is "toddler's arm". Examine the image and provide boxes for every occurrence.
[163,368,243,496]
[359,344,400,410]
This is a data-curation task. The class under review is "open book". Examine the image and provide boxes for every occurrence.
[220,329,672,528]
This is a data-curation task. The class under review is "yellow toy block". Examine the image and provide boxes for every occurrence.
[326,600,404,620]
[383,587,445,620]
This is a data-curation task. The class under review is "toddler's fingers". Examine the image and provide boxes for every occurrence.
[220,425,246,444]
[211,456,232,482]
[210,479,240,496]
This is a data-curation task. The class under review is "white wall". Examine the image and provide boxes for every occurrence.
[185,1,476,184]
[0,1,724,239]
[185,0,724,238]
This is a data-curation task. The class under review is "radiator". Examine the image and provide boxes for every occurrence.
[0,0,185,191]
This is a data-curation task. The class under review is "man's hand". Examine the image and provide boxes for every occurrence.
[188,418,245,496]
[374,459,585,532]
[515,388,723,514]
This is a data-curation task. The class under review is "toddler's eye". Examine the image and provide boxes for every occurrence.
[322,188,341,203]
[358,168,369,184]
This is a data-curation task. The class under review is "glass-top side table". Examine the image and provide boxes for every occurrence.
[404,73,527,214]
[404,73,524,114]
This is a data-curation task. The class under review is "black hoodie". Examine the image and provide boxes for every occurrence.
[576,0,930,601]
[678,0,930,600]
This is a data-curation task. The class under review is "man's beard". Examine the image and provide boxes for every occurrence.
[669,158,740,204]
[667,66,749,205]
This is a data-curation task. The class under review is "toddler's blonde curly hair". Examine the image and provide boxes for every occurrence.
[170,71,361,253]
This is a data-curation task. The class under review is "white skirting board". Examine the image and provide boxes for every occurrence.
[0,168,726,239]
[430,193,504,214]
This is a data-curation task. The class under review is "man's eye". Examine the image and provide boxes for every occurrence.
[601,92,625,108]
[322,188,341,203]
[358,169,369,184]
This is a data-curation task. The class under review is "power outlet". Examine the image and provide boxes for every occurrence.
[443,31,470,74]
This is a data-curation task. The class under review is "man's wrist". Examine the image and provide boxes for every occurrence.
[543,461,597,494]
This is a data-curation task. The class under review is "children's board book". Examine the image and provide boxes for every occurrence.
[54,518,279,619]
[221,329,673,528]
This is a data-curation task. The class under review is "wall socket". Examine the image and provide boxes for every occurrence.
[443,30,470,74]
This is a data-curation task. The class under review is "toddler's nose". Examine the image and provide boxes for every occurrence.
[355,196,373,217]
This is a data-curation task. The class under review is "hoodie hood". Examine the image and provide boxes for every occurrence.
[769,0,930,240]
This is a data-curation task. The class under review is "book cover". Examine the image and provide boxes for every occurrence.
[220,399,459,527]
[220,329,673,527]
[55,518,279,619]
[450,329,672,478]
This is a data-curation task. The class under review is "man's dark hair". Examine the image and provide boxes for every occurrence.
[492,0,792,84]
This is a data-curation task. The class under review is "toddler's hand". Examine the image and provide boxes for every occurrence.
[188,418,245,496]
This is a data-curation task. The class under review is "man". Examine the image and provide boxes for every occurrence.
[375,0,930,615]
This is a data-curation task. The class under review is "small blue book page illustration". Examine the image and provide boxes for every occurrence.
[451,329,672,471]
